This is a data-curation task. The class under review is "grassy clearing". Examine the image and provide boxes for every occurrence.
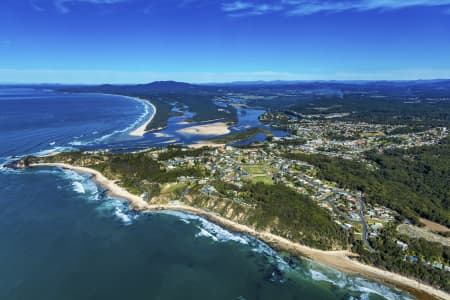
[243,164,265,174]
[247,175,274,185]
[397,224,450,247]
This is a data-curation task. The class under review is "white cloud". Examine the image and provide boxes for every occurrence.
[54,0,127,13]
[288,0,450,15]
[222,1,283,17]
[31,0,450,15]
[222,1,253,12]
[29,0,46,12]
[221,0,450,16]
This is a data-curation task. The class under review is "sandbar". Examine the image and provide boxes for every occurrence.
[178,122,230,136]
[129,101,157,137]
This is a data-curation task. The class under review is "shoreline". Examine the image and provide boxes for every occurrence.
[177,121,231,136]
[188,141,225,149]
[129,100,157,137]
[30,162,450,300]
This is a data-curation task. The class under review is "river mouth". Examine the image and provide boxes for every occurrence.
[0,87,414,300]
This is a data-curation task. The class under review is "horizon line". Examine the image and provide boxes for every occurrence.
[2,78,450,86]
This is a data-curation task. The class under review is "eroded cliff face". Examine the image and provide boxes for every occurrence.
[21,152,348,251]
[188,193,347,251]
[190,194,252,225]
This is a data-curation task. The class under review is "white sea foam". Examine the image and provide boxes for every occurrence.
[160,211,250,245]
[33,146,75,157]
[72,181,85,194]
[94,96,153,143]
[348,277,413,300]
[68,140,86,146]
[160,210,294,274]
[308,261,413,300]
[61,168,138,225]
[153,132,172,138]
[161,139,179,144]
[61,168,85,182]
[65,95,154,147]
[113,204,133,225]
[94,195,139,226]
[195,227,219,241]
[0,163,416,299]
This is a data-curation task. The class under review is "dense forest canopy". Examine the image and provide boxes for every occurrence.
[284,137,450,226]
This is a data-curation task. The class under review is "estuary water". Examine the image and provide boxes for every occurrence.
[0,88,413,300]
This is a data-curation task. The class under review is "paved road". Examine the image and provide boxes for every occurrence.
[358,196,375,252]
[325,194,375,253]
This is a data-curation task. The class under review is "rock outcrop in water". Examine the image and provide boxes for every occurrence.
[4,156,37,169]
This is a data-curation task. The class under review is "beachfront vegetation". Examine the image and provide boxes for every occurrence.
[39,80,450,294]
[208,127,272,144]
[28,150,350,250]
[354,225,450,292]
[242,183,350,249]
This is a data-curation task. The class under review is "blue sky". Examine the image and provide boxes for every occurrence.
[1,0,450,83]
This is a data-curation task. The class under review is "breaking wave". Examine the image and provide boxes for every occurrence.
[94,96,154,143]
[60,168,138,225]
[159,211,250,245]
[307,261,413,300]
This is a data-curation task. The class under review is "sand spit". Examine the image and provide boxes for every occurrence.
[129,101,157,137]
[178,122,230,136]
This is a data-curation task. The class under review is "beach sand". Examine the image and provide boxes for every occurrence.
[129,101,157,137]
[32,163,149,210]
[31,163,450,300]
[153,132,172,138]
[178,122,230,136]
[188,141,226,149]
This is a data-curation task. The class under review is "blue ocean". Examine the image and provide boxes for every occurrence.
[0,88,413,300]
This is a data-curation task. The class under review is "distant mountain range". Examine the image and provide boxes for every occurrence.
[3,79,450,92]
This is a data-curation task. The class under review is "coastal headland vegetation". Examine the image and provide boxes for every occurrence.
[28,80,450,297]
[24,150,350,251]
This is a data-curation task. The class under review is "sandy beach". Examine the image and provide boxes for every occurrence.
[31,163,450,300]
[31,163,149,210]
[178,122,230,136]
[129,100,157,137]
[188,141,226,149]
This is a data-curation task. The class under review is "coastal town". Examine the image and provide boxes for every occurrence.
[158,142,448,269]
[7,83,450,299]
[10,92,450,300]
[262,111,449,160]
[4,0,450,299]
[43,104,448,282]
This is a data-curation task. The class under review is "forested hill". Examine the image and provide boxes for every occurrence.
[284,137,450,226]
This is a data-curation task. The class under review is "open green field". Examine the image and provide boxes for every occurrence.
[246,175,274,185]
[243,164,267,175]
